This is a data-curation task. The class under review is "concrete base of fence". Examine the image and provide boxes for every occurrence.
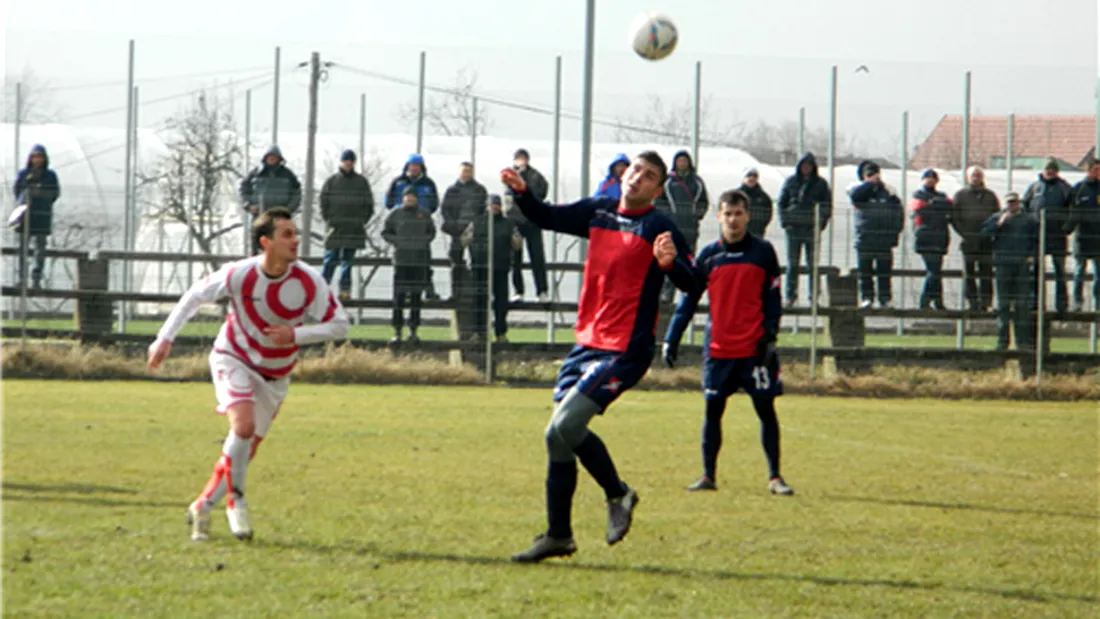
[76,258,111,339]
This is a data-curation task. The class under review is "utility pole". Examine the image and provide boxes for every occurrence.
[302,51,321,258]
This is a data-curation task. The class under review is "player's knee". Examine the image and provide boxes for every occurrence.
[227,403,256,439]
[543,422,573,461]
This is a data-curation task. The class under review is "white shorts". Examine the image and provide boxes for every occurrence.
[209,352,290,438]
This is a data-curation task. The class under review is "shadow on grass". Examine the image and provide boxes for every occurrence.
[2,481,138,495]
[822,494,1100,521]
[2,492,180,509]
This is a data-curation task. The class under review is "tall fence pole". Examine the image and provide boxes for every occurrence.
[12,82,21,322]
[485,198,495,383]
[828,65,838,269]
[1036,209,1047,392]
[578,0,596,292]
[357,92,367,325]
[1006,113,1015,191]
[691,61,701,165]
[809,201,822,381]
[797,106,805,156]
[416,51,426,154]
[119,39,135,335]
[956,70,972,348]
[243,88,252,256]
[16,81,25,345]
[549,54,563,344]
[272,46,281,144]
[469,97,478,167]
[301,52,320,258]
[898,110,909,334]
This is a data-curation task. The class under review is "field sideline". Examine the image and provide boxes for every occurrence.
[3,381,1097,618]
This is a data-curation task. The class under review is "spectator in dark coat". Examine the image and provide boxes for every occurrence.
[849,161,904,308]
[909,169,952,310]
[384,153,441,301]
[951,166,1000,312]
[1068,158,1100,311]
[777,152,832,306]
[382,186,436,344]
[738,168,773,238]
[440,162,488,270]
[981,192,1039,351]
[1022,157,1075,314]
[12,144,60,289]
[592,153,630,200]
[240,145,302,253]
[509,149,550,303]
[465,194,522,342]
[654,150,709,303]
[319,149,374,299]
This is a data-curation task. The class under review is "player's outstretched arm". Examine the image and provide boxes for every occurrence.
[762,243,783,338]
[662,227,697,293]
[292,276,350,345]
[148,263,234,370]
[500,168,598,238]
[663,245,709,355]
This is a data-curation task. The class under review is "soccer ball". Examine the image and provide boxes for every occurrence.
[629,13,678,61]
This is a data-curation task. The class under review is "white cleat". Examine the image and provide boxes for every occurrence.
[187,500,212,542]
[226,498,253,541]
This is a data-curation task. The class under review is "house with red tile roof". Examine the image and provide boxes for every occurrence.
[911,115,1095,171]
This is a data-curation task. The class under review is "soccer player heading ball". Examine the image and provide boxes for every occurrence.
[500,152,697,563]
[663,191,794,496]
[147,208,349,541]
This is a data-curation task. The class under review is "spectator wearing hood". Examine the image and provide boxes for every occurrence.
[738,168,773,238]
[981,192,1038,351]
[319,149,374,300]
[593,153,630,200]
[951,166,1000,312]
[384,153,441,301]
[1068,157,1100,311]
[909,169,952,310]
[1022,157,1074,315]
[509,148,550,303]
[383,185,437,344]
[12,144,60,289]
[239,145,302,253]
[464,194,523,342]
[654,150,709,303]
[849,160,904,309]
[777,152,832,306]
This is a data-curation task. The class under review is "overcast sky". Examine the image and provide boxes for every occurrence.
[2,0,1097,156]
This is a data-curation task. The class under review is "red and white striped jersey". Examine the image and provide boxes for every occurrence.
[156,257,349,378]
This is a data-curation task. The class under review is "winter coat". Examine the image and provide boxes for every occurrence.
[382,205,436,268]
[1068,178,1100,258]
[508,165,550,227]
[738,183,773,238]
[12,144,60,236]
[849,180,904,254]
[909,186,952,256]
[384,154,440,214]
[440,179,488,237]
[593,153,630,200]
[470,211,516,271]
[981,209,1038,265]
[319,169,374,250]
[654,150,709,248]
[951,184,1000,254]
[1022,175,1074,256]
[777,153,832,234]
[239,145,302,215]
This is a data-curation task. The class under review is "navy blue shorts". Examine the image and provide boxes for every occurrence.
[553,345,652,410]
[702,356,783,401]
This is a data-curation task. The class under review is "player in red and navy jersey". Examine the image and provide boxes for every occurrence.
[500,151,697,563]
[663,190,794,496]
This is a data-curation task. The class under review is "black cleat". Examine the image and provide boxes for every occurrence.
[606,485,639,545]
[510,533,577,563]
[686,476,717,492]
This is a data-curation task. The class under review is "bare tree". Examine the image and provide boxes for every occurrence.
[396,67,493,137]
[137,91,243,271]
[3,66,66,124]
[609,94,744,147]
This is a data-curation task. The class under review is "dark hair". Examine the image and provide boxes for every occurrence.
[459,161,473,168]
[636,151,668,185]
[252,207,294,249]
[718,189,750,209]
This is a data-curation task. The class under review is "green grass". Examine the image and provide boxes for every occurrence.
[4,317,1097,353]
[3,382,1097,618]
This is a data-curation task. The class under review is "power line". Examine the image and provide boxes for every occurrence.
[41,66,274,92]
[63,73,274,122]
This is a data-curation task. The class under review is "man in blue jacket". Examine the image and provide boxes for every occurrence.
[385,154,441,301]
[777,153,831,307]
[12,144,60,289]
[849,161,904,309]
[593,153,630,199]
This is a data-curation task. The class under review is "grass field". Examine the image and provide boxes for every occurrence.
[3,381,1098,618]
[4,317,1097,353]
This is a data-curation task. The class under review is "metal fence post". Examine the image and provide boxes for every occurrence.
[898,110,909,335]
[810,201,821,381]
[485,198,495,384]
[827,65,838,269]
[1006,113,1015,191]
[1036,209,1046,391]
[548,55,563,344]
[416,51,426,155]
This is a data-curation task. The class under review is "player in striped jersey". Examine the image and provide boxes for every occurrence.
[147,208,349,541]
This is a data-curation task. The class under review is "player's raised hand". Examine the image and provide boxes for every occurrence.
[146,338,172,372]
[654,231,677,269]
[500,168,528,193]
[264,324,296,347]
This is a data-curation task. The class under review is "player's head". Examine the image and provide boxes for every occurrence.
[458,161,474,182]
[621,151,667,208]
[717,189,750,243]
[253,207,299,262]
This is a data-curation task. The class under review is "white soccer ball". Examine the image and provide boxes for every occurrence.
[629,13,678,61]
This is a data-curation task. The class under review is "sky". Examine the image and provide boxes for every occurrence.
[2,0,1097,159]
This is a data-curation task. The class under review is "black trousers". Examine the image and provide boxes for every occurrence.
[962,251,995,311]
[995,261,1035,350]
[473,265,510,337]
[857,251,893,304]
[1040,253,1068,313]
[785,230,816,301]
[392,265,425,331]
[511,221,548,296]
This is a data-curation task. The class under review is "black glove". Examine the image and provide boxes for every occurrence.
[661,342,678,369]
[756,333,777,367]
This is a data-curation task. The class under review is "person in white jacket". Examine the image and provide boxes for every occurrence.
[147,207,349,542]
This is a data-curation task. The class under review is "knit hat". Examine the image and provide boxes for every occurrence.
[921,168,938,180]
[1004,191,1021,203]
[513,148,530,161]
[402,185,418,196]
[858,160,881,180]
[489,193,502,205]
[340,149,356,162]
[1044,157,1060,172]
[744,167,759,178]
